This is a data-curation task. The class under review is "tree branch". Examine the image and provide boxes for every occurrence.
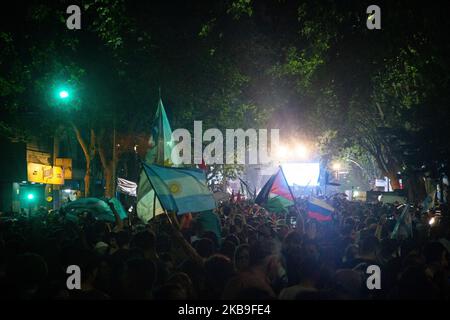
[97,140,109,171]
[71,121,90,161]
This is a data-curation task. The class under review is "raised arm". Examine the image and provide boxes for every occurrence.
[167,213,204,267]
[107,200,124,232]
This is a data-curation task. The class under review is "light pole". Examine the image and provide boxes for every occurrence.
[112,116,117,197]
[54,87,71,208]
[26,192,35,218]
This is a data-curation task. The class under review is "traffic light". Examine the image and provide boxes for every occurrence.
[27,193,35,200]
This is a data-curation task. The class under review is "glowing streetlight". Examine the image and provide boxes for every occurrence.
[59,90,69,99]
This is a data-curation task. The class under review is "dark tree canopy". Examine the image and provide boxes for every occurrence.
[1,0,449,197]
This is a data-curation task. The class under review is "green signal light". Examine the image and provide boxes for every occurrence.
[27,193,34,200]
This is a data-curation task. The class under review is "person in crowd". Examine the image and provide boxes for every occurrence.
[351,236,380,269]
[222,240,278,299]
[220,241,236,261]
[68,249,109,300]
[202,254,235,299]
[131,230,169,286]
[1,193,449,300]
[120,258,156,299]
[3,253,48,299]
[234,244,250,272]
[279,249,320,300]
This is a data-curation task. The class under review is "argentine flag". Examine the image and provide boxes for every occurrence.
[142,164,217,215]
[137,99,174,222]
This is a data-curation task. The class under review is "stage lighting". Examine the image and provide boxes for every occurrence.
[296,144,309,158]
[276,145,288,159]
[281,162,320,186]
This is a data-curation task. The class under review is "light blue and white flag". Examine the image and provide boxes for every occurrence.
[391,205,413,239]
[137,99,175,222]
[142,164,216,215]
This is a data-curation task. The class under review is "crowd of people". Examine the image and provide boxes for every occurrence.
[0,195,449,300]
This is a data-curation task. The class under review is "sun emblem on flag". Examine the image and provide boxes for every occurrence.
[168,182,182,195]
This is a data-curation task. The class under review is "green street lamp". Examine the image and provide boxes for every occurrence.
[59,90,69,99]
[26,192,35,218]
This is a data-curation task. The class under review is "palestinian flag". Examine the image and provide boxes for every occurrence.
[255,168,294,213]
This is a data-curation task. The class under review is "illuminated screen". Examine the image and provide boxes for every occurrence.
[281,162,320,187]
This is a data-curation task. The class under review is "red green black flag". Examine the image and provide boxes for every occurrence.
[255,168,295,213]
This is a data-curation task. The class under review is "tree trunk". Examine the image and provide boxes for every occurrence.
[103,165,114,198]
[404,172,427,204]
[71,123,96,197]
[97,140,116,198]
[84,162,91,197]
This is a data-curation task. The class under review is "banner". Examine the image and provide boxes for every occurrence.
[27,163,64,185]
[117,178,137,197]
[27,150,51,165]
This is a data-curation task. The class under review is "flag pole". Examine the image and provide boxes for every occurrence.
[164,209,174,226]
[139,160,182,228]
[163,209,181,231]
[279,165,304,223]
[153,191,156,219]
[279,165,297,206]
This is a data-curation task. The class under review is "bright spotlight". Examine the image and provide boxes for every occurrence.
[276,145,289,159]
[332,162,341,171]
[429,217,436,226]
[296,144,309,158]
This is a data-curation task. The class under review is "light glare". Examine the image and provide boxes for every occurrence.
[59,90,69,99]
[276,146,288,159]
[332,162,341,171]
[429,217,436,226]
[281,162,320,187]
[296,144,309,158]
